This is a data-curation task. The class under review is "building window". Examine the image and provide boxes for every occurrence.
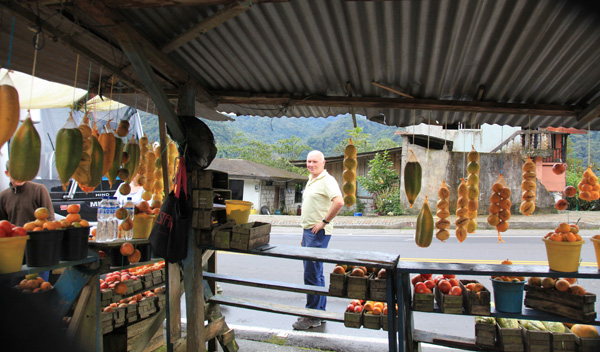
[295,183,303,203]
[230,180,244,200]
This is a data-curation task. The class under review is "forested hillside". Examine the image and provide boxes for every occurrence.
[140,113,402,159]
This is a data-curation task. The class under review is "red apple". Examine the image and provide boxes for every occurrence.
[354,305,363,313]
[346,304,355,312]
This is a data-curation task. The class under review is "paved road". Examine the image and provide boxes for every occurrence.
[180,225,600,351]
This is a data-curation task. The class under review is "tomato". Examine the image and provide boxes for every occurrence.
[420,273,433,280]
[12,227,27,237]
[448,278,460,287]
[438,280,452,294]
[449,286,462,296]
[434,275,445,284]
[442,274,455,279]
[414,282,429,294]
[0,220,13,236]
[0,227,6,238]
[424,279,435,290]
[411,274,423,286]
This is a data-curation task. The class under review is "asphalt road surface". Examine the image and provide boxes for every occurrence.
[181,227,600,343]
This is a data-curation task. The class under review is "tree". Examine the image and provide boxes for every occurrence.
[357,150,403,215]
[217,132,309,175]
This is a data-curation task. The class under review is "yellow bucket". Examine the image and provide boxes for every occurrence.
[543,238,584,272]
[225,200,253,224]
[590,236,600,269]
[133,214,156,239]
[0,235,29,274]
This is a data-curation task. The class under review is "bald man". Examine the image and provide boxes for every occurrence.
[293,150,344,330]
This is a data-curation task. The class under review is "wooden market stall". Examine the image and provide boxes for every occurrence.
[1,1,600,352]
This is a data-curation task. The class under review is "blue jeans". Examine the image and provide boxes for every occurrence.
[302,228,331,310]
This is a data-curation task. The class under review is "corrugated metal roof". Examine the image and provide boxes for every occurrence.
[2,0,600,129]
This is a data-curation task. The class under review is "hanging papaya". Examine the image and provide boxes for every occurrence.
[343,138,357,206]
[72,113,93,187]
[107,137,124,187]
[415,196,434,248]
[123,136,140,183]
[98,130,116,176]
[88,135,104,190]
[8,116,41,182]
[404,150,421,208]
[55,125,83,190]
[0,72,20,152]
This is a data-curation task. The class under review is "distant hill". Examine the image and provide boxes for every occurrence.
[140,113,403,158]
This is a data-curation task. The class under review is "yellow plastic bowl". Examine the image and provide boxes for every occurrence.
[0,235,29,274]
[225,200,253,224]
[543,238,584,272]
[133,214,156,239]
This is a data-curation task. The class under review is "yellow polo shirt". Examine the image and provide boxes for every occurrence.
[301,170,342,235]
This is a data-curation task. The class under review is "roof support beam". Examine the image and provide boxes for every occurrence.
[74,0,217,109]
[161,1,253,53]
[575,97,600,127]
[100,0,288,8]
[214,94,578,117]
[116,28,185,142]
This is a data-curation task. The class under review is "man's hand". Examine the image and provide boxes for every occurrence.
[311,221,326,233]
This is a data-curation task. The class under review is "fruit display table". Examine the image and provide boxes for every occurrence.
[396,262,600,351]
[200,243,400,351]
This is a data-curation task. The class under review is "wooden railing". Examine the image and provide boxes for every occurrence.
[490,130,564,162]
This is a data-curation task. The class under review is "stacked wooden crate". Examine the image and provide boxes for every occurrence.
[190,170,230,245]
[230,222,271,250]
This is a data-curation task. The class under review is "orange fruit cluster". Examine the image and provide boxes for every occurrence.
[16,274,53,293]
[24,205,89,232]
[487,179,511,242]
[544,223,582,242]
[578,167,600,201]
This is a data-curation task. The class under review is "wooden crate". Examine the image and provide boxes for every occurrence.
[101,311,114,334]
[190,170,229,190]
[192,189,214,210]
[412,292,434,312]
[214,230,231,249]
[475,322,497,350]
[521,327,550,352]
[363,312,381,330]
[230,222,271,251]
[196,229,213,247]
[369,276,387,301]
[524,284,596,322]
[346,274,368,300]
[497,324,525,352]
[551,328,577,352]
[344,311,362,329]
[460,279,491,315]
[434,286,463,314]
[382,314,398,331]
[328,272,348,297]
[192,210,213,229]
[578,337,600,352]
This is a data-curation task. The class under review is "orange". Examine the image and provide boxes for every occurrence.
[556,223,571,234]
[571,324,599,338]
[23,222,36,231]
[128,249,141,264]
[580,191,591,201]
[33,226,43,232]
[549,233,563,242]
[374,302,384,310]
[575,233,583,241]
[40,282,52,291]
[34,207,50,220]
[363,302,374,312]
[80,219,89,227]
[67,204,80,214]
[142,190,152,201]
[581,183,593,192]
[555,279,570,292]
[565,232,577,242]
[66,213,81,224]
[138,201,151,213]
[120,242,135,256]
[372,307,382,315]
[43,221,57,231]
[34,219,46,227]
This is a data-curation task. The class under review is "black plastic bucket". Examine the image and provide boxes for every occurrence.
[26,230,64,267]
[61,226,90,261]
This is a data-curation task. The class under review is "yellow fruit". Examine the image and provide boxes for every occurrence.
[344,194,356,207]
[34,207,50,220]
[415,196,433,247]
[98,131,116,176]
[0,75,20,151]
[142,190,153,201]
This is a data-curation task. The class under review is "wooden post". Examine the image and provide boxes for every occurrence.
[183,228,206,351]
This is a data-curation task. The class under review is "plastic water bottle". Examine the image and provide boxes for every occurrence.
[96,197,108,242]
[109,197,120,241]
[123,197,135,240]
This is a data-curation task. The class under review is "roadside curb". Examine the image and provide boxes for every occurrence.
[261,221,600,230]
[229,324,390,352]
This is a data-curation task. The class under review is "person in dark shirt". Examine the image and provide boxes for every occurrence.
[0,161,55,227]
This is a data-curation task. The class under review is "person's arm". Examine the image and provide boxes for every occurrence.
[311,195,344,233]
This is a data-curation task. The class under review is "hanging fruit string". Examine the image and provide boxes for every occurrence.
[443,114,447,150]
[71,54,80,111]
[528,114,532,156]
[588,122,591,167]
[108,76,115,121]
[500,125,504,174]
[412,110,416,145]
[5,16,15,70]
[28,35,42,111]
[84,62,92,114]
[462,121,466,179]
[94,66,103,119]
[427,111,431,179]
